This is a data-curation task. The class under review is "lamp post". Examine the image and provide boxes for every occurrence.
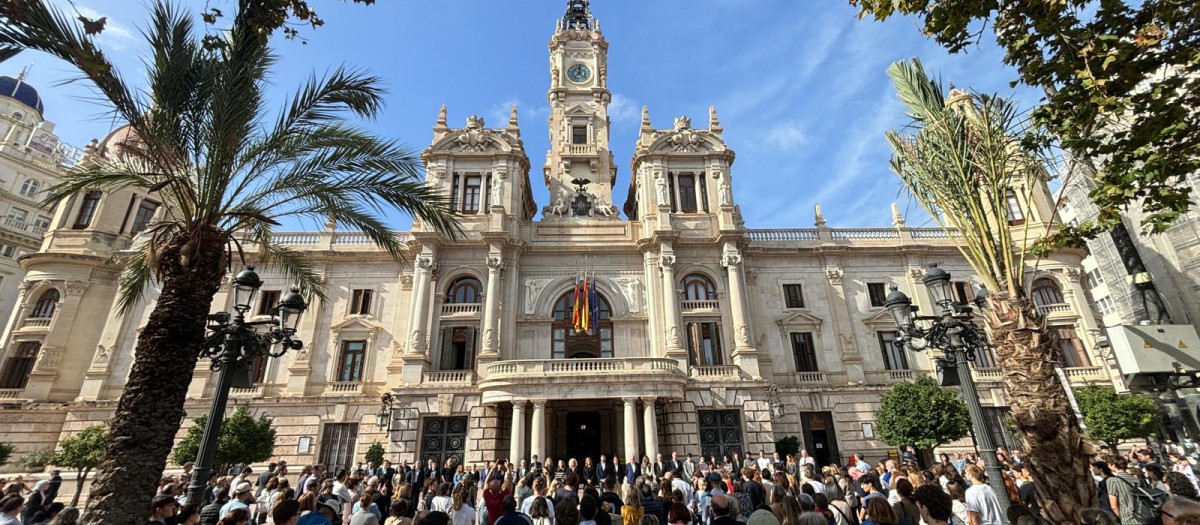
[184,267,308,506]
[377,392,396,431]
[884,264,1009,514]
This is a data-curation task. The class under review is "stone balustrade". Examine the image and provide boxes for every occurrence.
[831,228,901,240]
[486,357,681,380]
[691,365,742,380]
[566,144,596,155]
[0,388,23,400]
[441,303,482,315]
[887,369,920,382]
[972,367,1003,382]
[680,300,719,312]
[332,233,372,244]
[794,371,827,384]
[1036,303,1073,315]
[325,381,362,395]
[230,385,263,397]
[20,317,51,329]
[1064,366,1107,384]
[275,233,320,245]
[423,370,475,385]
[746,229,819,241]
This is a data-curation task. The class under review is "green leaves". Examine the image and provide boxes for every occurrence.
[848,0,1200,246]
[364,442,385,466]
[171,406,277,468]
[54,423,109,470]
[0,442,13,467]
[874,375,971,449]
[1074,385,1161,448]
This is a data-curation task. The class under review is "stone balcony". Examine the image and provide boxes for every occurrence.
[422,369,476,386]
[0,388,24,400]
[478,357,686,403]
[0,217,46,241]
[689,365,742,381]
[441,303,482,316]
[680,300,720,313]
[18,317,52,330]
[1036,303,1075,318]
[971,366,1109,385]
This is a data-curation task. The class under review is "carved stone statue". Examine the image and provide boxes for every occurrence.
[594,198,615,217]
[715,170,733,206]
[549,197,567,218]
[654,172,669,205]
[736,325,750,346]
[551,67,560,88]
[674,116,691,130]
[524,278,552,315]
[490,179,504,207]
[599,66,607,88]
[665,325,680,347]
[616,277,641,313]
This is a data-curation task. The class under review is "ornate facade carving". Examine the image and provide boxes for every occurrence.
[664,325,680,347]
[722,252,742,268]
[908,266,926,283]
[616,277,641,313]
[524,278,553,315]
[658,254,675,269]
[33,346,62,371]
[64,280,89,296]
[825,267,843,286]
[91,344,111,366]
[486,256,505,272]
[400,274,414,291]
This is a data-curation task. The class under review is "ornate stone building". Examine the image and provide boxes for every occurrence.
[0,2,1115,472]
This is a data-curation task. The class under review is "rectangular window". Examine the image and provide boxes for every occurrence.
[483,174,492,209]
[790,332,819,372]
[336,340,367,382]
[878,331,909,370]
[257,290,281,316]
[677,174,697,213]
[463,175,481,213]
[319,423,359,473]
[250,355,269,384]
[350,289,372,315]
[783,284,805,308]
[868,282,888,308]
[0,245,14,258]
[668,174,677,213]
[439,326,477,370]
[73,191,102,229]
[698,173,709,212]
[0,342,40,389]
[1006,189,1025,225]
[130,200,159,234]
[6,207,27,223]
[572,126,588,145]
[450,174,460,211]
[1054,327,1091,367]
[32,216,51,231]
[1087,268,1105,285]
[686,322,723,366]
[952,281,972,305]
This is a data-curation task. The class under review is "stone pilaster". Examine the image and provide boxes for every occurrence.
[722,250,761,379]
[401,253,436,385]
[658,253,685,358]
[478,255,504,371]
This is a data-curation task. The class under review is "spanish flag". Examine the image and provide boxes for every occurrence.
[580,276,591,334]
[571,276,582,332]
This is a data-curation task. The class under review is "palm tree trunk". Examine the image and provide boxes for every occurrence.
[82,229,227,525]
[984,293,1096,524]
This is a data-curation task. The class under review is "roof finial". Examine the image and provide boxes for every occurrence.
[16,65,28,82]
[814,202,827,227]
[507,105,520,135]
[640,106,652,131]
[436,104,447,126]
[891,202,905,227]
[708,105,722,134]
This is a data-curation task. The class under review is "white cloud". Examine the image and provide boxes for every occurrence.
[762,121,807,151]
[607,93,640,123]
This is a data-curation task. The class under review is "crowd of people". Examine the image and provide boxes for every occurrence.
[3,440,1200,525]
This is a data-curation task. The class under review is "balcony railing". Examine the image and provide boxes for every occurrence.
[680,300,719,312]
[566,144,596,155]
[423,370,475,385]
[230,385,263,397]
[275,233,319,245]
[887,369,920,382]
[794,372,827,384]
[691,365,742,380]
[333,233,371,245]
[20,317,51,329]
[486,357,680,380]
[1063,366,1107,384]
[441,303,482,315]
[325,381,362,395]
[0,388,23,400]
[746,229,819,241]
[972,367,1004,382]
[831,228,901,240]
[1036,303,1073,315]
[0,217,45,238]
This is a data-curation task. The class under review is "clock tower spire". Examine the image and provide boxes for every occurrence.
[543,0,617,218]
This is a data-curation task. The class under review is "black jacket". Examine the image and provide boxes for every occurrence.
[198,499,226,525]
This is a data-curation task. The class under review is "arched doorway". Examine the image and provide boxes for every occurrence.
[551,290,613,359]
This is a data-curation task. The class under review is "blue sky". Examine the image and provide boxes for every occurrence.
[10,0,1042,230]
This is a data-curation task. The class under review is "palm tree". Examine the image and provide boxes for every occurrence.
[0,2,459,523]
[884,58,1094,523]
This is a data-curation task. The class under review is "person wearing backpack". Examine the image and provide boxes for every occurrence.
[888,479,918,525]
[1101,457,1157,525]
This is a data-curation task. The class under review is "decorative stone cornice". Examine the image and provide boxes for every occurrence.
[64,280,89,296]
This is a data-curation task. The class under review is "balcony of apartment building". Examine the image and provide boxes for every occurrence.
[15,289,59,333]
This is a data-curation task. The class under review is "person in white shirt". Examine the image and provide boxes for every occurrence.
[755,450,771,472]
[667,472,692,506]
[520,477,556,521]
[798,450,816,469]
[962,465,1003,525]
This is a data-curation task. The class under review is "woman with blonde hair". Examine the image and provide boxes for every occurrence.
[449,484,474,525]
[621,485,644,525]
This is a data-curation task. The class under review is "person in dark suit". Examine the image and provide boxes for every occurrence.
[439,459,456,484]
[668,452,682,475]
[597,455,612,484]
[625,457,639,486]
[652,454,667,479]
[583,457,597,486]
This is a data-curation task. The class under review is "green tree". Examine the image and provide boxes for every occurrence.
[1075,386,1161,450]
[0,2,458,523]
[0,442,13,467]
[774,436,800,458]
[882,59,1093,522]
[54,423,110,507]
[172,406,277,475]
[875,376,971,450]
[364,442,385,467]
[16,447,55,472]
[848,0,1200,249]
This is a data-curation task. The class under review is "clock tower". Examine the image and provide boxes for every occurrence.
[543,0,618,218]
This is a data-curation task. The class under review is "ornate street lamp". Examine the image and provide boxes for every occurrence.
[884,264,1009,514]
[377,392,396,430]
[184,267,307,506]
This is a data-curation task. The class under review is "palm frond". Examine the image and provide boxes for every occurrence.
[114,241,154,316]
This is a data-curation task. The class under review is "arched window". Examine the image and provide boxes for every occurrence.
[445,276,482,304]
[29,289,59,318]
[552,290,612,359]
[18,179,39,198]
[1031,278,1064,306]
[679,273,717,301]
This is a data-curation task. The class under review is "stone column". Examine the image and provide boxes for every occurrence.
[642,397,659,460]
[479,255,504,369]
[530,400,547,462]
[659,254,685,358]
[723,250,761,378]
[509,401,526,463]
[623,397,639,463]
[401,254,436,385]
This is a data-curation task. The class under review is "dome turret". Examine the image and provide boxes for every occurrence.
[0,72,46,116]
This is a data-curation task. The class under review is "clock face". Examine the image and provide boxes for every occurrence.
[567,63,591,83]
